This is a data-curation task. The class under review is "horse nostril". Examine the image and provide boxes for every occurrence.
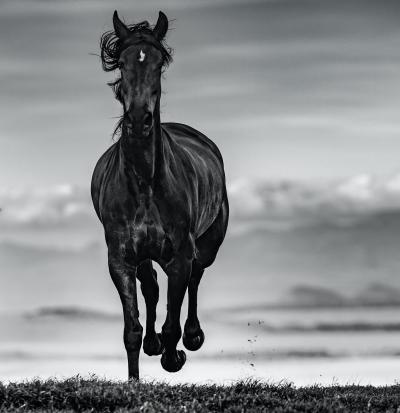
[143,112,152,128]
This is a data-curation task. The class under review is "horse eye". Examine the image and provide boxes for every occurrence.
[118,61,124,70]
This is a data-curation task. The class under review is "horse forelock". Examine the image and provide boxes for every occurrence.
[100,21,173,73]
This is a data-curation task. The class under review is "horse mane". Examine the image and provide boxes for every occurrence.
[100,20,173,138]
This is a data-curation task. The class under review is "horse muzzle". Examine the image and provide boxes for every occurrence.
[141,112,153,136]
[126,111,153,138]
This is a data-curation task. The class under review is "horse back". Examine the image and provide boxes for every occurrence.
[162,123,224,165]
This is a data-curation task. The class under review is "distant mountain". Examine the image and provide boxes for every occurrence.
[24,306,120,321]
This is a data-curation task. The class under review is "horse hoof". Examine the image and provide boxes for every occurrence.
[183,328,205,351]
[143,333,164,356]
[161,349,186,372]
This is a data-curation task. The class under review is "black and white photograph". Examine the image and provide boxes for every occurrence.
[1,0,400,411]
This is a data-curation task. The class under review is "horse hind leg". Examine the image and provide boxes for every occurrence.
[182,198,228,351]
[136,259,163,356]
[183,261,205,351]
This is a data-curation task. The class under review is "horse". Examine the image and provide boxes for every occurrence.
[91,10,229,380]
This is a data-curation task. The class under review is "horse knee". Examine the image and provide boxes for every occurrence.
[124,323,143,352]
[138,264,159,299]
[141,278,159,301]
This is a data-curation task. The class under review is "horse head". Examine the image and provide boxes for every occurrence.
[103,11,171,139]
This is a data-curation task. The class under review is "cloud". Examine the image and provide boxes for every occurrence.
[2,0,400,188]
[2,173,400,232]
[228,173,400,231]
[0,184,95,228]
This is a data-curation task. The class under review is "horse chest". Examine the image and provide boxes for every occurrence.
[126,199,175,262]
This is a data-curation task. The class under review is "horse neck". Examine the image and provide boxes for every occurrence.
[119,102,162,189]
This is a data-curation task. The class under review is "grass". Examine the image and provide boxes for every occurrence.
[1,377,400,412]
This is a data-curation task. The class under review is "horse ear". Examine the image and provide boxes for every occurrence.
[113,10,130,40]
[153,11,168,41]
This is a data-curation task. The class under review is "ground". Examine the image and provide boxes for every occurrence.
[1,377,400,412]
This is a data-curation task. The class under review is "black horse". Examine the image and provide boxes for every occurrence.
[91,10,229,380]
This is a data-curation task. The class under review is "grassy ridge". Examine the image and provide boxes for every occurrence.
[1,377,400,412]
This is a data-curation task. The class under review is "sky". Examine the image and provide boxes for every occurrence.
[3,1,400,384]
[0,0,400,189]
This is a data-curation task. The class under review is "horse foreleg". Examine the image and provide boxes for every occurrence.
[183,262,205,351]
[108,251,142,380]
[160,257,191,372]
[136,259,163,356]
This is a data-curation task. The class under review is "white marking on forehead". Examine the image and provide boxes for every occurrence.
[139,50,146,62]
